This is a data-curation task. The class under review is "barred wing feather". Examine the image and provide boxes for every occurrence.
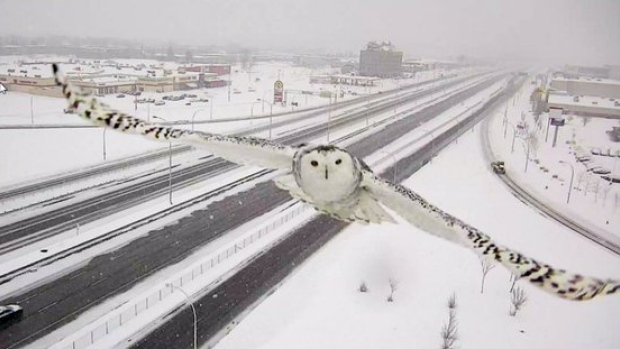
[52,64,295,170]
[363,171,620,301]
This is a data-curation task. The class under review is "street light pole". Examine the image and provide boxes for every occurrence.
[261,90,270,114]
[102,128,107,161]
[167,284,197,349]
[517,138,531,173]
[250,101,260,117]
[191,109,207,131]
[381,150,397,182]
[30,96,34,124]
[559,160,575,204]
[153,116,173,205]
[327,95,332,143]
[422,128,436,162]
[507,123,518,153]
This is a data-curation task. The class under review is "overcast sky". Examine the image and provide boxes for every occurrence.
[1,0,619,65]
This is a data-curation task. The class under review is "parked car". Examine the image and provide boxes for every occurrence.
[116,94,126,98]
[154,101,165,106]
[145,98,156,103]
[0,304,23,327]
[491,161,506,174]
[63,108,74,114]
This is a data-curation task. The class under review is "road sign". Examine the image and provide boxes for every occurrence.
[550,118,565,126]
[274,80,284,103]
[549,107,564,120]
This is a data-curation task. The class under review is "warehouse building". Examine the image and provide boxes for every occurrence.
[359,41,403,78]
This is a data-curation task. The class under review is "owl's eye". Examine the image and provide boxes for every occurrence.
[335,159,342,165]
[310,160,319,167]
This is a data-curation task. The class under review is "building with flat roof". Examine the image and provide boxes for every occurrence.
[309,74,379,86]
[547,93,620,119]
[359,41,403,78]
[549,77,620,100]
[546,76,620,119]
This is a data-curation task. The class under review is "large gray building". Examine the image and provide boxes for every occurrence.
[359,41,403,78]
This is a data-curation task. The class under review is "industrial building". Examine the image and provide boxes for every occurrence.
[359,41,403,78]
[546,75,620,119]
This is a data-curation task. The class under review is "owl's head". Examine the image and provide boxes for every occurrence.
[293,145,361,203]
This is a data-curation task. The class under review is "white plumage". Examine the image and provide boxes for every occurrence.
[52,63,619,301]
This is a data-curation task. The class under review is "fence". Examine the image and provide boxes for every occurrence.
[57,203,308,349]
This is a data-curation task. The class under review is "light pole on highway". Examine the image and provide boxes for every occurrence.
[30,96,34,124]
[381,150,397,182]
[102,128,107,161]
[153,116,173,205]
[506,122,519,153]
[263,101,273,139]
[166,284,197,349]
[516,137,532,173]
[261,90,273,114]
[191,109,208,131]
[421,128,436,163]
[559,160,575,204]
[327,95,333,143]
[250,100,261,117]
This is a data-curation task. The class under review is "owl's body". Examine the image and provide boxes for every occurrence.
[275,144,395,224]
[52,64,620,301]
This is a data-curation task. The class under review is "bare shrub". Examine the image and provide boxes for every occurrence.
[359,281,368,293]
[387,278,398,302]
[509,274,518,292]
[440,309,458,349]
[509,286,528,316]
[479,257,496,294]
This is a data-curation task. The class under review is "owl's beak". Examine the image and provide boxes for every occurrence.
[324,166,329,180]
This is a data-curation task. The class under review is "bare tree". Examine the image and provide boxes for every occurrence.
[440,293,459,349]
[509,273,518,292]
[387,278,399,302]
[509,286,528,316]
[479,257,496,294]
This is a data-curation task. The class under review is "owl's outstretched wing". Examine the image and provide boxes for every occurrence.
[52,64,295,170]
[362,171,620,301]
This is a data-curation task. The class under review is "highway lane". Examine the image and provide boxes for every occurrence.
[133,77,521,349]
[0,158,233,253]
[0,182,291,349]
[0,74,481,253]
[0,74,506,348]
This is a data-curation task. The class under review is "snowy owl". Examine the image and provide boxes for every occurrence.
[52,64,619,301]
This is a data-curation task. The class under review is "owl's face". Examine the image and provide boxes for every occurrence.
[293,145,361,203]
